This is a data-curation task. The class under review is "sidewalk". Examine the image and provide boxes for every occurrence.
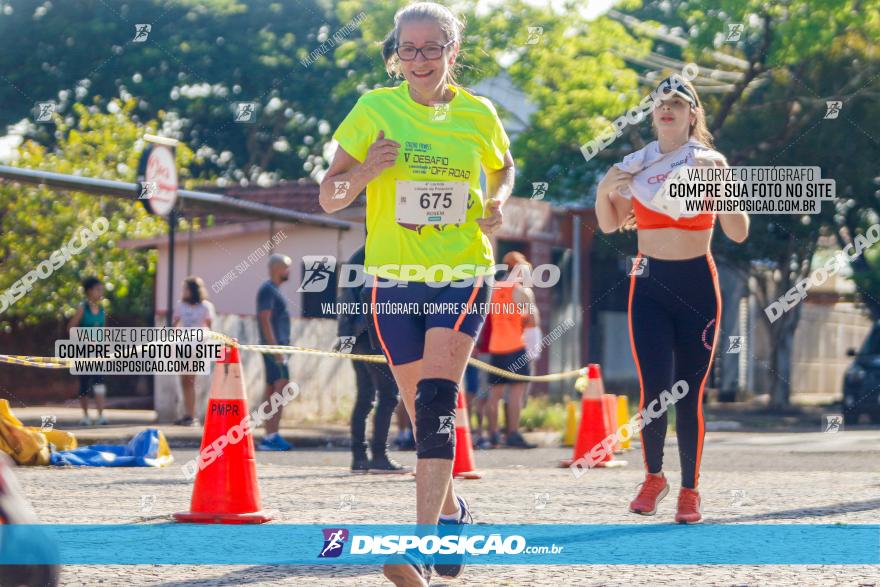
[11,405,351,448]
[10,398,870,450]
[703,401,861,432]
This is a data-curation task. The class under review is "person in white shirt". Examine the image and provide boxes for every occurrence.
[172,276,215,426]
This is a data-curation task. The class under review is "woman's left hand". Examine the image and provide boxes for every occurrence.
[476,198,503,236]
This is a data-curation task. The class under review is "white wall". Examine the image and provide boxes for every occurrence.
[154,221,365,317]
[153,314,358,425]
[152,218,368,424]
[790,302,872,403]
[599,311,638,386]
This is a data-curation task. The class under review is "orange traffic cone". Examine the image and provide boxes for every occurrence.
[593,364,625,458]
[453,391,481,480]
[559,364,626,469]
[602,394,622,453]
[557,367,588,467]
[174,343,276,524]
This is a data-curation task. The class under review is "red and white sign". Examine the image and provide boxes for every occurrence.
[142,144,178,216]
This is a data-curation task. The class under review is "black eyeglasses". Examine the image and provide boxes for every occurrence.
[395,39,454,61]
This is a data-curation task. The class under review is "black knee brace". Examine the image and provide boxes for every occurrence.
[415,378,458,460]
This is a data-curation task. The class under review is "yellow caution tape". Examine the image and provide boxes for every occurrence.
[203,331,584,382]
[0,355,70,369]
[0,330,586,383]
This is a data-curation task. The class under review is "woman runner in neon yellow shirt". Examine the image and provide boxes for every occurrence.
[320,3,514,585]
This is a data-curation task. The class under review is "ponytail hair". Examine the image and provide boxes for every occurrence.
[683,79,715,148]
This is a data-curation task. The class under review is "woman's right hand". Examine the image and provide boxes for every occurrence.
[596,167,635,234]
[598,166,633,198]
[360,130,400,180]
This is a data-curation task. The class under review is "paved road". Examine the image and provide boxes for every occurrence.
[13,430,880,586]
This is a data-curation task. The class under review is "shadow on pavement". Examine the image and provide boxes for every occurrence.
[102,477,192,486]
[155,564,381,586]
[711,497,880,523]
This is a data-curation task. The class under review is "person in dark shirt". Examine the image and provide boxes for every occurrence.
[66,276,108,426]
[255,254,293,451]
[337,246,408,474]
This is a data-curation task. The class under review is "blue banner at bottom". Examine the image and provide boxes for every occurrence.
[1,524,878,565]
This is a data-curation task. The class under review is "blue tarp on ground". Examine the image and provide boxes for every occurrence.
[49,428,173,467]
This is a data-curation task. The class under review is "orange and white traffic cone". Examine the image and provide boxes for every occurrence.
[594,364,626,459]
[174,343,277,524]
[453,391,481,480]
[602,394,622,453]
[559,364,626,469]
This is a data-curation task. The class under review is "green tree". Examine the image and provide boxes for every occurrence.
[0,99,192,328]
[485,0,877,405]
[648,0,880,406]
[0,0,352,183]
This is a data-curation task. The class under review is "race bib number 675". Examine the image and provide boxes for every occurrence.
[396,180,469,225]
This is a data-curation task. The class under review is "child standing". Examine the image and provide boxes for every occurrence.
[67,277,107,426]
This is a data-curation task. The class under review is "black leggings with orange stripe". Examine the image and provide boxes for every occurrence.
[628,254,721,490]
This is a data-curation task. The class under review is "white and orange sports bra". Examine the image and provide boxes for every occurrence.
[614,139,726,231]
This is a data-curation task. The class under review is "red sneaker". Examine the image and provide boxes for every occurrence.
[675,487,702,524]
[628,473,669,515]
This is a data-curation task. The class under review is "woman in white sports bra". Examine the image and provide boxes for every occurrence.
[596,77,748,524]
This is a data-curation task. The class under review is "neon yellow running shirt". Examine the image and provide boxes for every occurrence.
[332,81,510,282]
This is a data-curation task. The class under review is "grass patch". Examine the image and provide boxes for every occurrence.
[519,397,567,433]
[517,396,677,434]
